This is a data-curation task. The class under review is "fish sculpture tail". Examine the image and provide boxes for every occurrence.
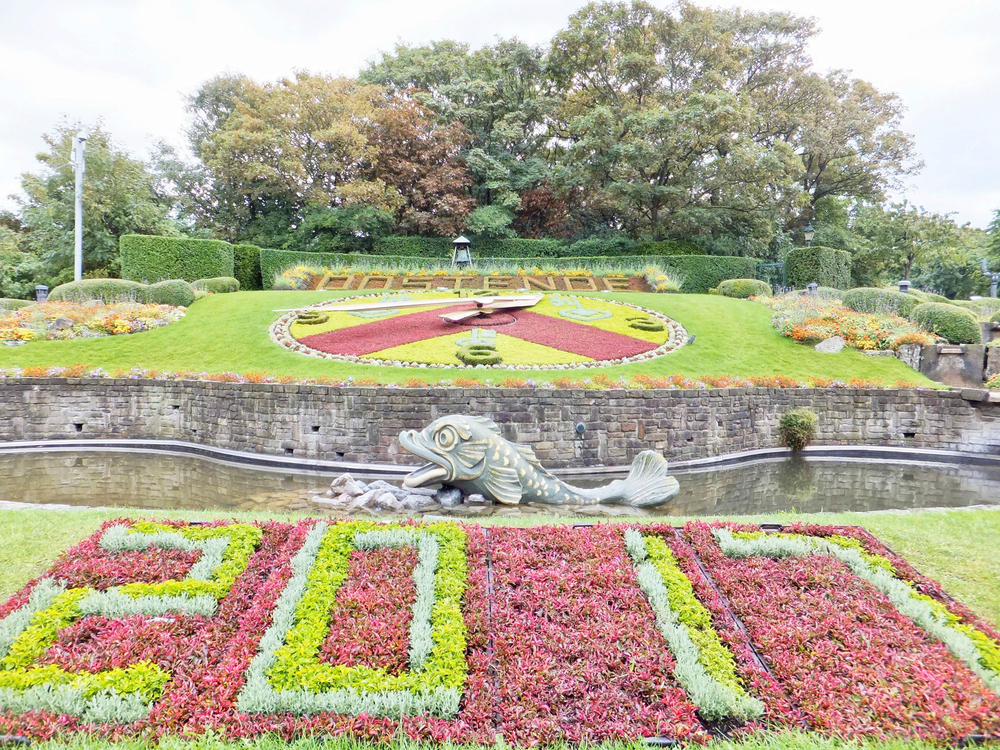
[596,450,680,506]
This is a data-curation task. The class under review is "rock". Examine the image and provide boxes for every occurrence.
[814,336,845,354]
[48,317,73,331]
[329,473,366,496]
[465,493,490,506]
[366,479,409,499]
[406,485,438,496]
[435,486,463,507]
[401,494,437,511]
[373,491,403,511]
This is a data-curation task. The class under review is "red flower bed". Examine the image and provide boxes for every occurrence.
[681,521,1000,742]
[1,519,997,745]
[487,525,707,745]
[319,546,417,673]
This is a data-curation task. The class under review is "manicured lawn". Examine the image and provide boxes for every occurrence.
[0,291,935,385]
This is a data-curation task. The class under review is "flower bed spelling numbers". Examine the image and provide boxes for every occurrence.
[1,519,998,744]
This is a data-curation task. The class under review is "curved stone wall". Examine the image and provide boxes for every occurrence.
[0,379,997,468]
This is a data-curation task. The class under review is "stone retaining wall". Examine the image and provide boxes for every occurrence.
[0,379,997,467]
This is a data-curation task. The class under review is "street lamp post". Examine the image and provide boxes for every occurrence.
[71,131,88,282]
[803,223,815,247]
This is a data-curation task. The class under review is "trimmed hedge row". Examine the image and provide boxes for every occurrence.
[715,279,772,298]
[233,244,263,291]
[48,278,196,307]
[659,256,760,294]
[0,297,31,310]
[842,288,920,317]
[192,277,240,294]
[121,235,234,283]
[785,246,851,289]
[910,303,982,344]
[372,235,706,259]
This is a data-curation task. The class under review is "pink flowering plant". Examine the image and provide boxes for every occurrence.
[1,519,998,744]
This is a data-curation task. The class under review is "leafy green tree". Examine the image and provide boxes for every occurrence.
[16,124,175,284]
[988,210,1000,261]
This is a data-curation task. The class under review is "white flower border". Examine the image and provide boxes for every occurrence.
[624,529,764,722]
[269,292,689,370]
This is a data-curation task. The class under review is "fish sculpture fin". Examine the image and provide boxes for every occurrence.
[454,439,489,469]
[483,464,524,505]
[466,416,502,434]
[514,442,542,467]
[598,450,679,507]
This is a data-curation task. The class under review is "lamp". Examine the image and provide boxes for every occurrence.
[35,285,49,302]
[898,279,911,293]
[803,223,815,247]
[451,236,472,270]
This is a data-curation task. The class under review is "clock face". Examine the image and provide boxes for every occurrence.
[271,292,688,370]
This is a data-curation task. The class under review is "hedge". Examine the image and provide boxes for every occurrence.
[233,243,263,291]
[842,287,920,317]
[120,235,234,283]
[371,235,708,259]
[659,255,760,294]
[0,297,31,310]
[144,279,196,307]
[991,310,1000,324]
[785,246,851,289]
[910,302,982,344]
[49,279,148,303]
[192,277,240,294]
[716,278,772,298]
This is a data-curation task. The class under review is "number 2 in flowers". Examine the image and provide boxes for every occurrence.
[237,520,468,718]
[0,521,261,723]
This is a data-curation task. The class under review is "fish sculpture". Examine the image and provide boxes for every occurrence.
[400,415,679,506]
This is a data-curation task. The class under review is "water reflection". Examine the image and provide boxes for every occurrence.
[1,450,998,518]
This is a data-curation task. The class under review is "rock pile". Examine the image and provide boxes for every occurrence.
[312,473,480,512]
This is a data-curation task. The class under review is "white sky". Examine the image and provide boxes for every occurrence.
[1,0,997,228]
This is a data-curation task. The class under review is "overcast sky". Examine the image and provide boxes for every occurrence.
[1,0,997,228]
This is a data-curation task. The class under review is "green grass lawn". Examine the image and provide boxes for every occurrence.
[0,291,934,386]
[2,506,997,750]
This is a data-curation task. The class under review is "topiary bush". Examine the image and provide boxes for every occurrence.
[142,280,196,307]
[910,302,982,344]
[48,279,146,303]
[785,246,851,289]
[192,276,240,294]
[120,235,235,283]
[0,297,31,310]
[233,243,263,291]
[842,287,920,317]
[659,255,760,294]
[716,278,772,299]
[777,408,818,451]
[991,310,1000,324]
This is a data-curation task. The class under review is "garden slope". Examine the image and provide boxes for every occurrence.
[0,291,933,386]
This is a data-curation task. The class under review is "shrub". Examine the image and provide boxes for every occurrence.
[192,277,240,294]
[951,297,1000,319]
[233,243,263,291]
[0,297,31,310]
[142,280,196,307]
[716,278,772,298]
[49,279,146,303]
[644,266,684,292]
[778,408,818,451]
[785,246,851,289]
[842,287,920,317]
[120,235,234,283]
[910,302,982,344]
[659,255,760,294]
[991,310,1000,324]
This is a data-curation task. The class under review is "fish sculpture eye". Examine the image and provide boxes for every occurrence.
[435,426,458,449]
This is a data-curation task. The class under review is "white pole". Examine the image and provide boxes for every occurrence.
[72,132,87,281]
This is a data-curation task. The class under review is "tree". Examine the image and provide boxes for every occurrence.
[16,124,175,284]
[370,98,475,236]
[545,1,804,240]
[789,71,921,216]
[988,210,1000,261]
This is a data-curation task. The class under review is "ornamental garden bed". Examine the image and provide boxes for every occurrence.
[1,519,997,744]
[271,291,688,369]
[0,301,184,344]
